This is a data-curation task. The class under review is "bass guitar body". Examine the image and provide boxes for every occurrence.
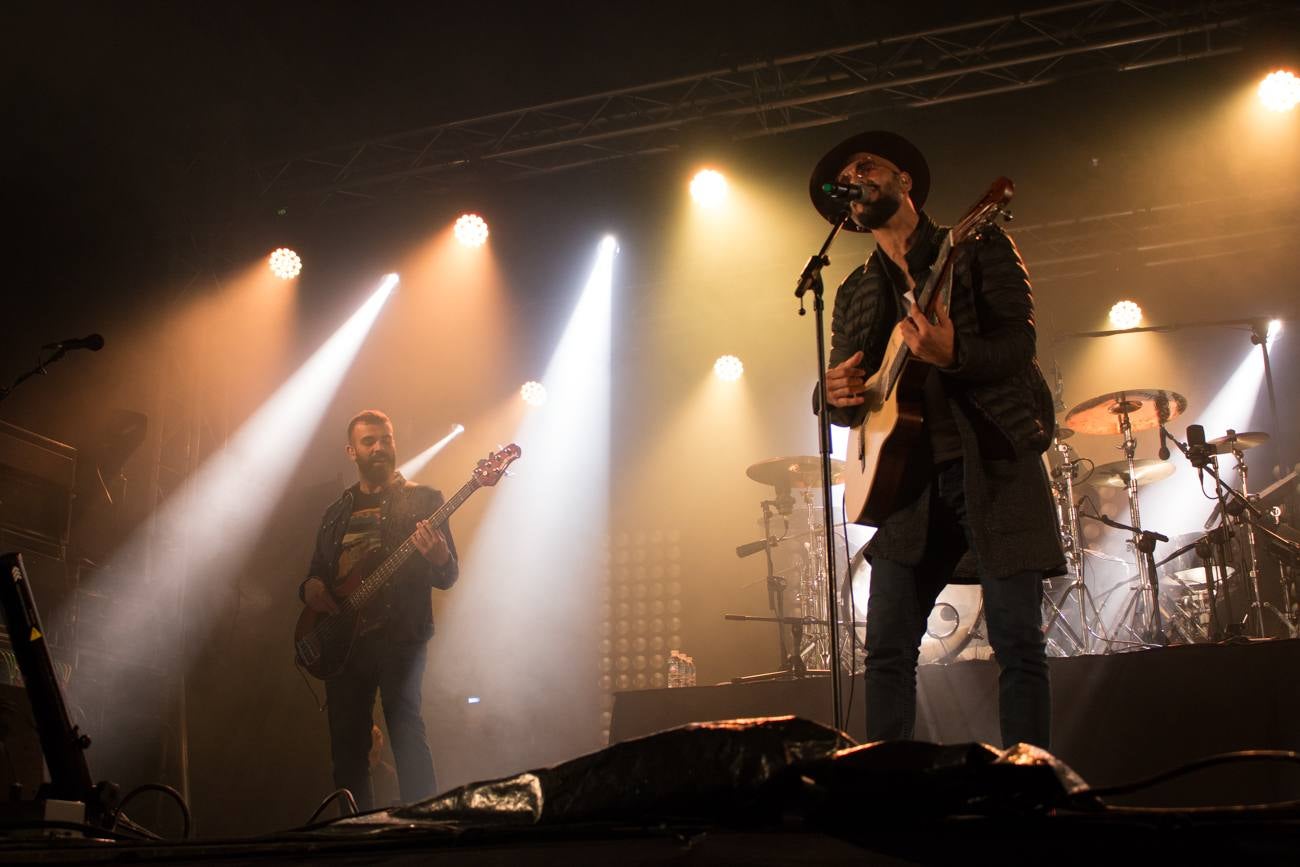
[292,554,379,680]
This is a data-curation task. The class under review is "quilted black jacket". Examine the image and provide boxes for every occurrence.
[818,213,1065,579]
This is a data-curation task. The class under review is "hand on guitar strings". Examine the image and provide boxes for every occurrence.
[901,302,955,368]
[303,577,340,615]
[826,350,867,408]
[413,519,451,566]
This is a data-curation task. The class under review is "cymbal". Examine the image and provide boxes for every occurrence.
[1208,430,1270,454]
[1091,458,1176,488]
[1064,389,1187,436]
[1167,565,1234,587]
[747,456,844,489]
[1053,425,1075,441]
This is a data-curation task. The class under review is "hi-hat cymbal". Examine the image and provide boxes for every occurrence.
[1064,389,1187,436]
[1053,425,1075,441]
[1091,458,1176,488]
[1208,430,1270,454]
[747,456,844,489]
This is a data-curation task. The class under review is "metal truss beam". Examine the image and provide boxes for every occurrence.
[255,0,1282,212]
[1011,185,1300,282]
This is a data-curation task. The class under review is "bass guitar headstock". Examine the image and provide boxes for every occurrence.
[474,444,522,486]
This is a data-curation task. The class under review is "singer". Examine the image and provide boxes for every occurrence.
[810,130,1065,748]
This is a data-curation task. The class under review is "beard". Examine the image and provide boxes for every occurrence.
[852,183,903,230]
[357,452,394,485]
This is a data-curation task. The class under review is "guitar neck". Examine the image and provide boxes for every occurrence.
[343,477,480,614]
[881,229,954,395]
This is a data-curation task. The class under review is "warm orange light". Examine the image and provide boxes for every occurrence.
[1109,300,1142,330]
[268,247,302,279]
[1258,70,1300,113]
[689,169,728,207]
[454,214,490,247]
[713,354,744,381]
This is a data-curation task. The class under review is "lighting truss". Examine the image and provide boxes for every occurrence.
[1011,184,1300,283]
[256,0,1278,212]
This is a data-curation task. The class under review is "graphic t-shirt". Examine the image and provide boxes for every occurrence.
[338,489,384,582]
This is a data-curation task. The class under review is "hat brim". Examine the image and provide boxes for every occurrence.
[808,131,930,232]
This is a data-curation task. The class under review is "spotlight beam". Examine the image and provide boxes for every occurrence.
[95,273,399,656]
[397,424,466,479]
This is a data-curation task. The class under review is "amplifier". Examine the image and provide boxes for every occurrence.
[0,420,76,552]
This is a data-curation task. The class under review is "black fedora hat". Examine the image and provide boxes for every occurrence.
[808,130,930,231]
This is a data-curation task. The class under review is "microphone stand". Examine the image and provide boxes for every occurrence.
[1165,425,1300,636]
[0,346,76,403]
[795,214,848,733]
[1083,512,1169,644]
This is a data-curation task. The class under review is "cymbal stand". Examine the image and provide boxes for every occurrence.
[1226,439,1269,636]
[1170,426,1299,637]
[1041,442,1109,653]
[1115,403,1165,643]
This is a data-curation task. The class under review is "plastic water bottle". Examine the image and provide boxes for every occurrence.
[668,650,681,688]
[684,654,697,687]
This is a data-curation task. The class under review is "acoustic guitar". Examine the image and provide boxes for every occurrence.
[842,179,1014,526]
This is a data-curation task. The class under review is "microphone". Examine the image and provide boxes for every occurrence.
[43,334,105,352]
[735,537,778,559]
[1186,424,1210,470]
[820,182,868,201]
[1158,424,1170,461]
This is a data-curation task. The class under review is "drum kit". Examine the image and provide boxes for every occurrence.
[727,387,1298,676]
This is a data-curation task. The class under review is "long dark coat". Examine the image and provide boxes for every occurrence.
[818,212,1066,580]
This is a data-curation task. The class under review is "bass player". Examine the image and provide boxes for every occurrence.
[299,409,458,809]
[812,131,1064,748]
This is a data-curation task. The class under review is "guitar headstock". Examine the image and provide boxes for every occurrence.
[952,177,1015,245]
[474,444,522,486]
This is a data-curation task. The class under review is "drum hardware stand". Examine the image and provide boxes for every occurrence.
[1170,425,1300,637]
[1111,401,1167,644]
[1040,439,1111,654]
[1087,512,1170,646]
[725,496,804,680]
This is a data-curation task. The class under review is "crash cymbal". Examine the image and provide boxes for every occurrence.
[1091,458,1176,488]
[1064,388,1187,436]
[746,456,845,489]
[1208,430,1270,454]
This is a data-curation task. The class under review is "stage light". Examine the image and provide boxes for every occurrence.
[1108,300,1142,330]
[269,247,302,279]
[713,354,744,382]
[454,213,490,247]
[1267,319,1282,344]
[521,380,548,406]
[689,169,728,207]
[1258,70,1300,112]
[397,423,466,479]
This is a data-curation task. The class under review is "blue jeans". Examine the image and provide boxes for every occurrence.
[864,460,1050,748]
[325,631,437,810]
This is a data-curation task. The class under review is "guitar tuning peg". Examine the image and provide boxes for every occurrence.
[1002,211,1014,222]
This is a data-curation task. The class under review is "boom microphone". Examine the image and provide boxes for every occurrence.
[43,334,105,352]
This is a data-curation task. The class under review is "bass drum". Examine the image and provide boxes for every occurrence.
[843,544,988,665]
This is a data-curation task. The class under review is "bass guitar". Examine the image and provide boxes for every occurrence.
[842,179,1014,526]
[293,444,521,679]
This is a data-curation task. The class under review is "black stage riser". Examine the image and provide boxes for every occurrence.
[611,639,1300,807]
